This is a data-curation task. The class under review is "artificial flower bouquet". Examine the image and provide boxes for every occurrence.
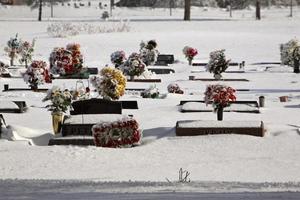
[183,46,198,65]
[4,34,21,66]
[121,53,146,78]
[49,43,84,75]
[43,86,73,113]
[111,50,126,68]
[141,85,160,98]
[280,38,299,66]
[92,116,142,148]
[167,83,184,94]
[0,61,9,76]
[206,49,230,79]
[204,84,236,112]
[140,40,159,66]
[23,60,52,90]
[90,67,126,100]
[19,39,35,67]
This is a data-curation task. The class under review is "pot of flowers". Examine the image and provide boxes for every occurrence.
[22,60,52,91]
[90,67,126,101]
[4,34,21,66]
[206,49,230,80]
[49,43,84,77]
[139,40,159,66]
[43,86,72,134]
[120,53,146,81]
[167,83,184,94]
[19,39,35,68]
[183,46,198,65]
[111,50,126,69]
[141,85,160,98]
[204,84,236,121]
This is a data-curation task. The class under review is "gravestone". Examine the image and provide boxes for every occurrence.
[176,120,265,137]
[148,67,175,74]
[155,54,175,66]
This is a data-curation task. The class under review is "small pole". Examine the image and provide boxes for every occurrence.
[169,0,173,16]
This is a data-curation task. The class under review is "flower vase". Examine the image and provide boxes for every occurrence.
[214,73,222,80]
[130,75,134,81]
[30,84,38,91]
[52,112,64,134]
[188,59,192,66]
[217,106,223,121]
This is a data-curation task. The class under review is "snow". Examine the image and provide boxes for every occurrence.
[0,5,300,195]
[64,114,127,124]
[0,101,19,109]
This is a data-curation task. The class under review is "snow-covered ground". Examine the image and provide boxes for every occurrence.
[0,5,300,196]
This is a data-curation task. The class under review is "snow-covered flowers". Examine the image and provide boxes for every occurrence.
[140,40,159,66]
[280,39,299,66]
[0,61,9,75]
[19,39,35,67]
[141,85,160,98]
[183,46,198,65]
[4,34,21,66]
[43,86,72,113]
[90,67,126,100]
[206,49,230,79]
[111,50,126,68]
[49,43,84,75]
[92,116,142,148]
[167,83,184,94]
[121,53,146,78]
[23,60,51,89]
[204,84,236,112]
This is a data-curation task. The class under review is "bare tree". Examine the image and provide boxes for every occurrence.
[184,0,191,20]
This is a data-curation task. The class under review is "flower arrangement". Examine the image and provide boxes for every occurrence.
[19,39,35,67]
[140,40,159,66]
[121,53,146,78]
[23,60,52,90]
[183,46,198,65]
[111,50,126,68]
[92,117,142,148]
[206,49,230,79]
[90,67,126,100]
[167,83,184,94]
[4,34,21,66]
[280,39,299,66]
[43,86,73,113]
[49,43,84,75]
[204,84,236,112]
[141,85,160,98]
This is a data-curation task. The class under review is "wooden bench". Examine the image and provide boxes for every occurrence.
[176,120,265,137]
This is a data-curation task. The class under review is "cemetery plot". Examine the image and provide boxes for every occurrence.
[176,120,265,137]
[180,101,260,113]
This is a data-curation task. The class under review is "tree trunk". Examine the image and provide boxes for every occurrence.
[51,1,53,18]
[256,0,261,20]
[229,0,232,17]
[290,0,293,17]
[110,0,114,16]
[38,0,42,21]
[184,0,191,21]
